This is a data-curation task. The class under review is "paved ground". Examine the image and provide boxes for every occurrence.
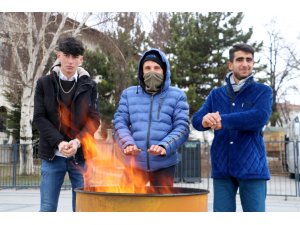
[0,188,299,212]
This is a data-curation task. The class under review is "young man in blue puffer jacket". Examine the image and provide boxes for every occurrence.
[192,43,272,212]
[113,48,190,189]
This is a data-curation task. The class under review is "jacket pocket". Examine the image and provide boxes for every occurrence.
[241,101,254,110]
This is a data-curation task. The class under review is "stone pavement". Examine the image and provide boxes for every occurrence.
[0,188,300,212]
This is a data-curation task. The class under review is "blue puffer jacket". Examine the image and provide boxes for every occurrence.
[192,73,272,180]
[113,49,190,172]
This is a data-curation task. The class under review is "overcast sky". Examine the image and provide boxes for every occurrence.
[242,11,300,104]
[243,11,300,45]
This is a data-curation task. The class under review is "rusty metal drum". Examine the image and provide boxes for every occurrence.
[75,186,209,212]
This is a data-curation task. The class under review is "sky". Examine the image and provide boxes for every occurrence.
[242,11,300,104]
[4,0,298,13]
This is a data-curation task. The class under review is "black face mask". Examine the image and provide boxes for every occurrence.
[143,71,164,94]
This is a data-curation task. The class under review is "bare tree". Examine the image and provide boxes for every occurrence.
[0,12,114,175]
[147,12,171,51]
[103,12,146,104]
[264,21,300,126]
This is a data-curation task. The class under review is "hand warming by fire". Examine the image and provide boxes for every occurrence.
[58,140,78,158]
[76,133,209,212]
[124,144,166,156]
[80,132,174,194]
[57,92,178,196]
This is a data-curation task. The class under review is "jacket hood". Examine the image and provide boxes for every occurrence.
[138,48,171,92]
[48,64,90,78]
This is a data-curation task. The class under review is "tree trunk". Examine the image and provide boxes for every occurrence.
[19,86,34,175]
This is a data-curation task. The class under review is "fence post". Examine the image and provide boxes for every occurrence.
[296,141,300,197]
[12,144,18,188]
[182,141,201,183]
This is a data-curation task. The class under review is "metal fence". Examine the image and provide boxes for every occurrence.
[265,140,299,197]
[0,143,71,189]
[0,140,299,197]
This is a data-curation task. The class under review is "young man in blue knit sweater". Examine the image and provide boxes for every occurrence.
[192,43,272,212]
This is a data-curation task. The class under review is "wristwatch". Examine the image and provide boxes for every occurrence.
[74,138,81,148]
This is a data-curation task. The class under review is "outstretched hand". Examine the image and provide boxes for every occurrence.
[124,145,141,155]
[148,145,166,156]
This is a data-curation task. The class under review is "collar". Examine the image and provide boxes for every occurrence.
[59,71,78,82]
[230,74,252,85]
[227,73,253,93]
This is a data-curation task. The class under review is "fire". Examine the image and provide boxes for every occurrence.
[58,104,173,194]
[80,132,174,194]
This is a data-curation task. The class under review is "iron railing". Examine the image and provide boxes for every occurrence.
[0,140,299,197]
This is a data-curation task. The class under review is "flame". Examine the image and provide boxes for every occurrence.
[58,104,173,194]
[80,132,174,194]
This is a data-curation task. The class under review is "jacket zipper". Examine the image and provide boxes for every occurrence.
[146,94,154,171]
[70,83,88,165]
[157,94,163,120]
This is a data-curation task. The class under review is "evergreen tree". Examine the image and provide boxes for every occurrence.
[82,50,116,136]
[3,88,22,143]
[107,12,146,104]
[167,12,263,115]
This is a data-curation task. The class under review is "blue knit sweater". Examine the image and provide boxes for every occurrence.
[192,74,272,179]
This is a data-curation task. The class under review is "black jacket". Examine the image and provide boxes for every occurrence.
[33,66,100,162]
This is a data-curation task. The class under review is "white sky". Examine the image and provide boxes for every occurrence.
[3,0,298,12]
[242,11,300,104]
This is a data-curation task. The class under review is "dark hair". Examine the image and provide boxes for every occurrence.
[57,36,85,56]
[229,43,254,62]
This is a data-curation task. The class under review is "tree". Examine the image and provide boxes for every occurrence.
[82,50,116,138]
[263,21,300,126]
[84,12,147,137]
[2,86,22,143]
[0,12,112,175]
[105,12,146,104]
[147,12,171,52]
[167,12,262,116]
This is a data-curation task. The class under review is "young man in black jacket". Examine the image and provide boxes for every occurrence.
[33,36,100,212]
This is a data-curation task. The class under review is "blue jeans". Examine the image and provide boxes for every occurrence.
[40,156,85,212]
[213,177,267,212]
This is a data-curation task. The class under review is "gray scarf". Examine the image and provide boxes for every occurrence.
[229,73,253,93]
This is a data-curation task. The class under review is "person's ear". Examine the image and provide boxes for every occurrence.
[79,55,84,64]
[56,51,62,60]
[227,61,233,70]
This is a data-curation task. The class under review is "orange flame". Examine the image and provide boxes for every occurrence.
[58,104,173,194]
[80,132,174,194]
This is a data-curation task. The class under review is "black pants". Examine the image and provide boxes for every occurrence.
[122,165,176,191]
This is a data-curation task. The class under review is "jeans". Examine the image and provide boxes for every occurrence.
[213,177,267,212]
[40,156,85,212]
